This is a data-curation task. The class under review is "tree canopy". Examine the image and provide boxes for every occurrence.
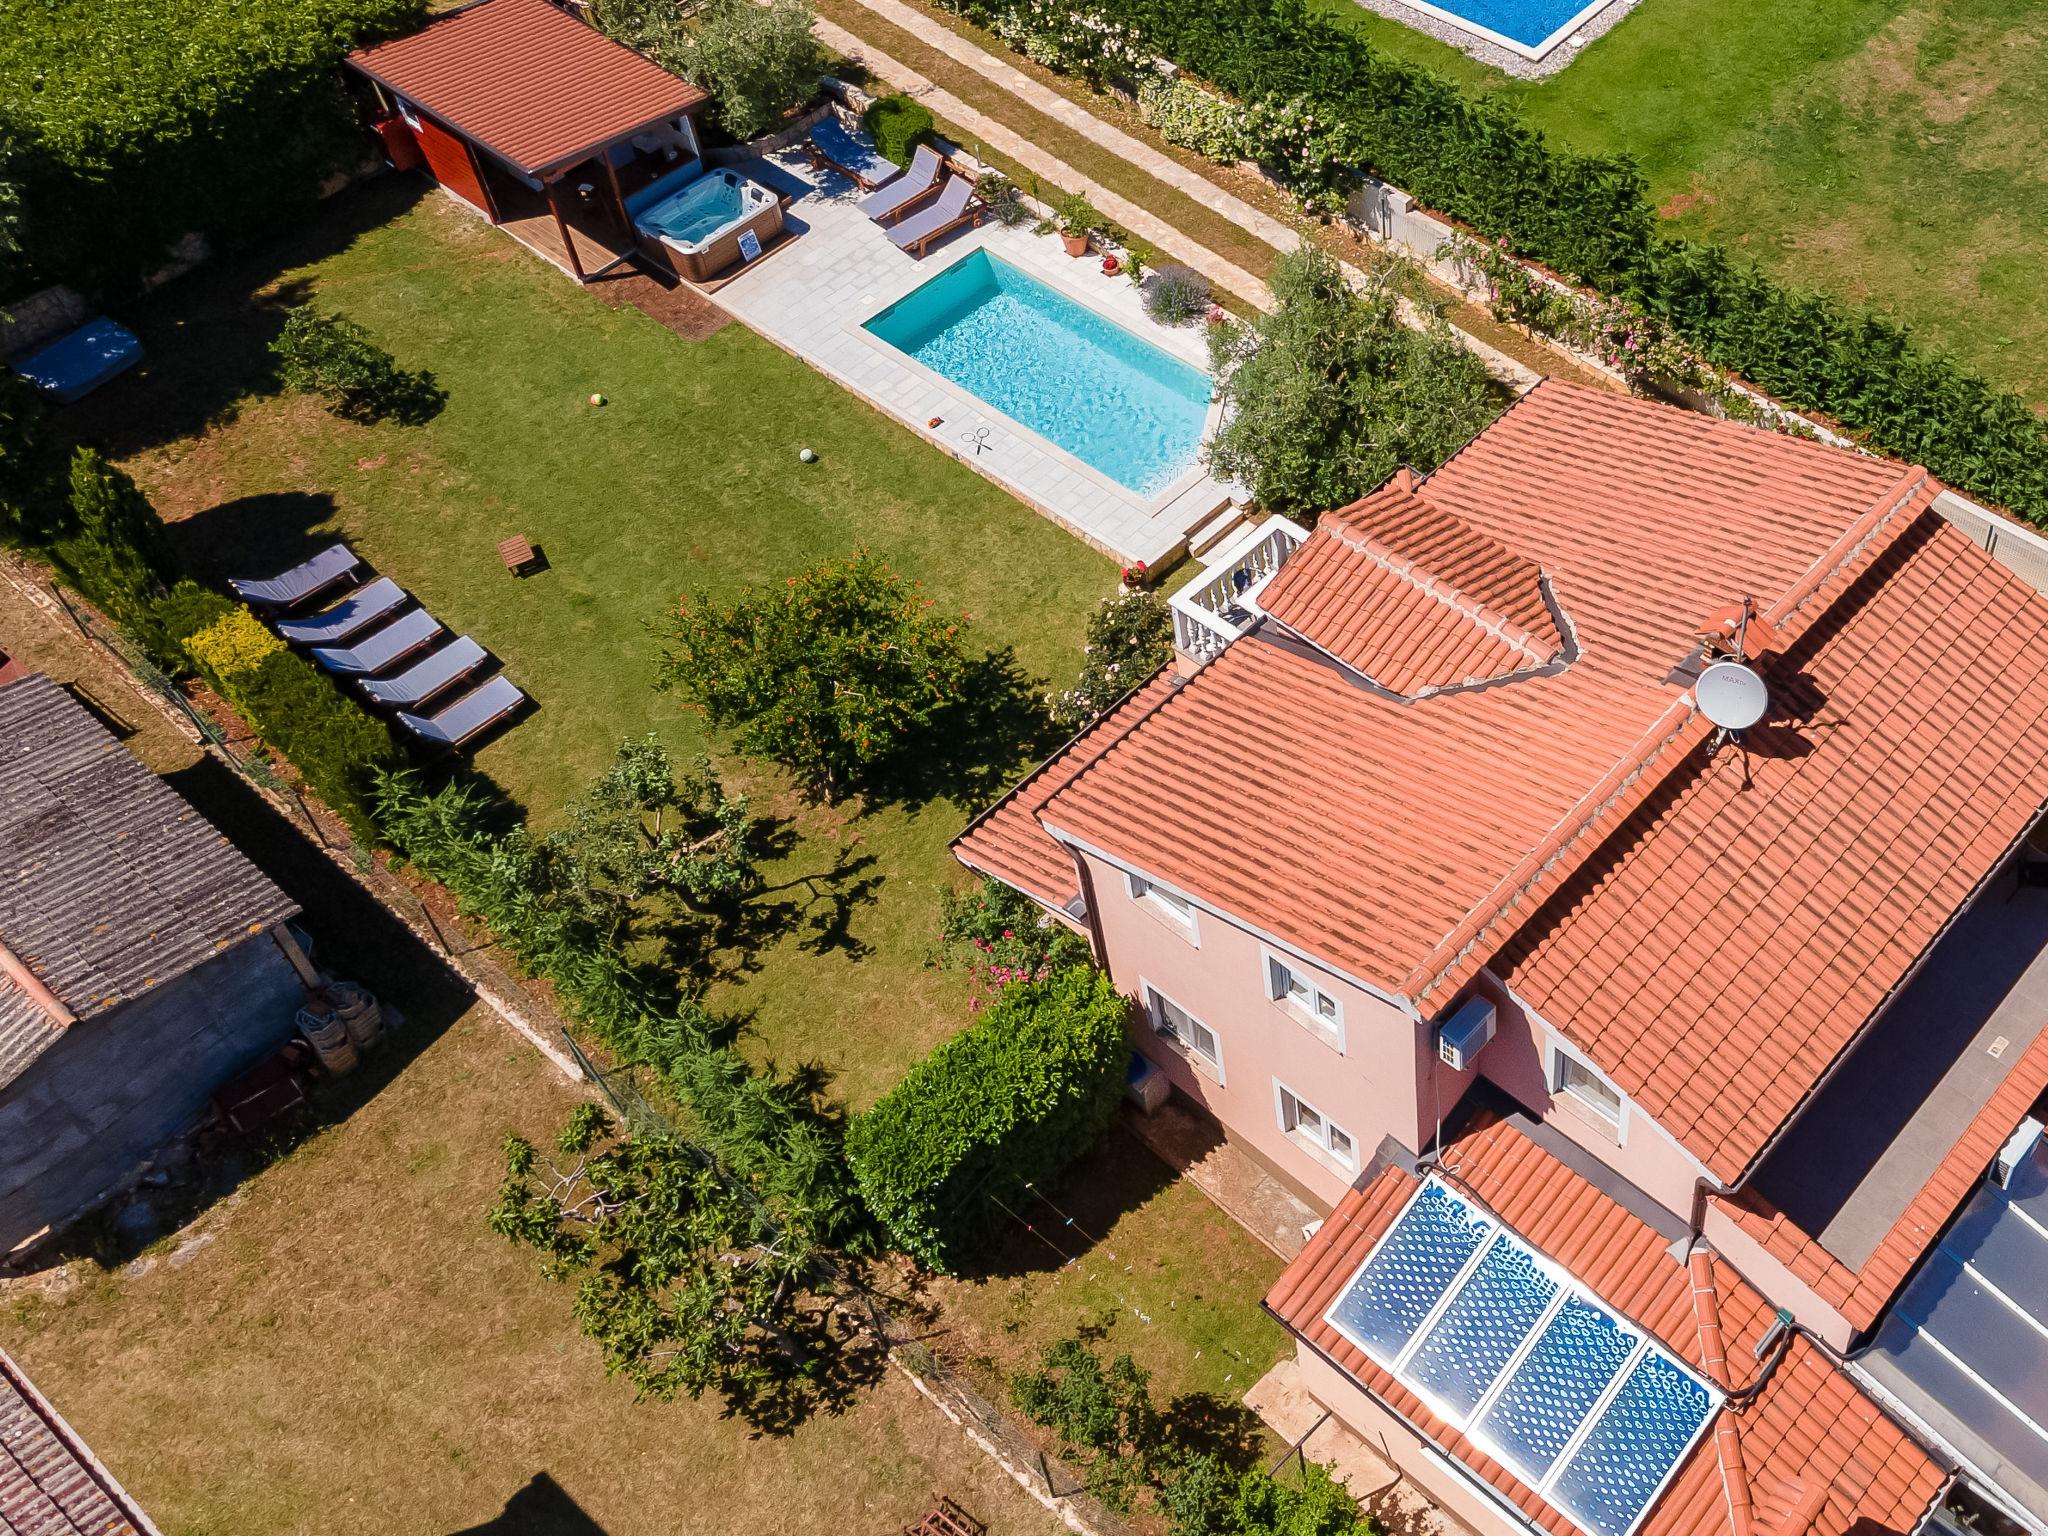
[655,552,976,802]
[1205,247,1500,519]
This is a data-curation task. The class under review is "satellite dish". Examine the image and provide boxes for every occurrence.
[1697,660,1768,731]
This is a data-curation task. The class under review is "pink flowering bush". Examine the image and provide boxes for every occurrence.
[936,877,1092,1006]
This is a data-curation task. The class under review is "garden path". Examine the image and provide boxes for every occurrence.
[814,15,1278,310]
[822,0,1541,388]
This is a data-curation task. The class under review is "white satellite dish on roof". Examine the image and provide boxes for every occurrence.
[1697,660,1769,731]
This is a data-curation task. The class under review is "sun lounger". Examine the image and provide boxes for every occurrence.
[395,674,526,749]
[229,543,362,608]
[307,607,442,675]
[358,636,487,708]
[887,176,984,258]
[808,114,900,191]
[273,577,407,646]
[860,145,944,225]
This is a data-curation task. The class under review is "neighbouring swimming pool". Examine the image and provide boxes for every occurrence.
[1407,0,1609,55]
[863,251,1210,498]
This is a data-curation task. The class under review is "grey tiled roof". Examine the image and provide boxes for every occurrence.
[0,674,298,1088]
[0,1349,157,1535]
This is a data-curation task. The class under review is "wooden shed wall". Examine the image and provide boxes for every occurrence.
[0,938,303,1250]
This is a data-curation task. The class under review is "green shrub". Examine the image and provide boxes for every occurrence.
[678,0,828,142]
[271,306,445,425]
[1143,264,1212,326]
[1048,191,1102,238]
[48,449,179,656]
[862,94,934,168]
[1137,74,1244,162]
[846,966,1129,1270]
[654,551,977,803]
[153,581,236,649]
[976,171,1030,227]
[0,369,64,547]
[1208,247,1498,517]
[0,0,423,298]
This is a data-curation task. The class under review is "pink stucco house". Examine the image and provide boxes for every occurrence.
[957,381,2048,1536]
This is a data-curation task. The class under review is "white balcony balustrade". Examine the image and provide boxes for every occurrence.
[1168,516,1307,665]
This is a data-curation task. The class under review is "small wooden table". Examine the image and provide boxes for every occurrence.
[497,535,538,575]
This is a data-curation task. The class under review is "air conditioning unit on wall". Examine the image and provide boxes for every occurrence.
[1438,997,1497,1072]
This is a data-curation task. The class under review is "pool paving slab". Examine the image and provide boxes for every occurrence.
[699,149,1249,569]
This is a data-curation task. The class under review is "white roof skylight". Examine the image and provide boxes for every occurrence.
[1323,1176,1720,1536]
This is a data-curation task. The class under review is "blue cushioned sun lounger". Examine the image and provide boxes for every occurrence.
[809,114,900,191]
[308,607,442,675]
[396,674,526,749]
[888,175,982,258]
[230,543,362,608]
[860,145,943,224]
[274,577,406,646]
[15,318,143,404]
[359,636,487,708]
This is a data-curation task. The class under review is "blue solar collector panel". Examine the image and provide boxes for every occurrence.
[1322,1176,1721,1536]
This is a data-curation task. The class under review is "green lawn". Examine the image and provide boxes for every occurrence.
[77,177,1115,1109]
[1308,0,2048,408]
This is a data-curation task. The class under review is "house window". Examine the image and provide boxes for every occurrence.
[1127,872,1197,933]
[1553,1049,1624,1129]
[1277,1082,1356,1172]
[1266,953,1343,1050]
[1147,986,1221,1080]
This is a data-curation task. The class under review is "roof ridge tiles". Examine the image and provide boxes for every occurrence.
[1319,504,1562,668]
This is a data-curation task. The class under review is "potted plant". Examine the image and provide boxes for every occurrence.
[1050,192,1099,257]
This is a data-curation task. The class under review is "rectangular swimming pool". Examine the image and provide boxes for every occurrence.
[863,250,1210,498]
[1404,0,1611,57]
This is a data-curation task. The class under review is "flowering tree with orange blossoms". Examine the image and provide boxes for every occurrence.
[655,552,975,802]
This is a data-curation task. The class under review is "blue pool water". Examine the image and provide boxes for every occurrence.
[863,251,1210,497]
[1421,0,1596,49]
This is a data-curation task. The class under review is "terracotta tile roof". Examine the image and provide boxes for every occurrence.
[0,1349,158,1535]
[1260,473,1564,697]
[1714,1020,2048,1332]
[1030,383,1926,1009]
[346,0,709,177]
[0,675,299,1088]
[1265,1117,1945,1536]
[954,672,1178,914]
[1496,511,2048,1182]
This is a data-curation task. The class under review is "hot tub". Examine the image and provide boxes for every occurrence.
[628,167,784,282]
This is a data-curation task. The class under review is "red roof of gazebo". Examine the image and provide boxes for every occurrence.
[346,0,709,179]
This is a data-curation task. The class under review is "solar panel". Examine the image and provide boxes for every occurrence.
[1324,1175,1719,1536]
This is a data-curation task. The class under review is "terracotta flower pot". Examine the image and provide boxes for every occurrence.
[1061,231,1090,257]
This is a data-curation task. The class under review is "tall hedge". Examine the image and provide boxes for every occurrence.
[160,584,400,840]
[847,966,1129,1270]
[940,0,2048,526]
[0,0,423,298]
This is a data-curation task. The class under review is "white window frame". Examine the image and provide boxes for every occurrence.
[1126,871,1199,943]
[1548,1039,1628,1143]
[1262,947,1345,1053]
[1144,981,1223,1083]
[1274,1079,1357,1173]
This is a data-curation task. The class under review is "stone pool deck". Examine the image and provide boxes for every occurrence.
[697,150,1248,569]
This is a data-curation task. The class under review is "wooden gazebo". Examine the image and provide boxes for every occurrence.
[345,0,711,281]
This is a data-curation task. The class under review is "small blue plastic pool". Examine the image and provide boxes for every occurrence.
[864,251,1209,497]
[1414,0,1600,51]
